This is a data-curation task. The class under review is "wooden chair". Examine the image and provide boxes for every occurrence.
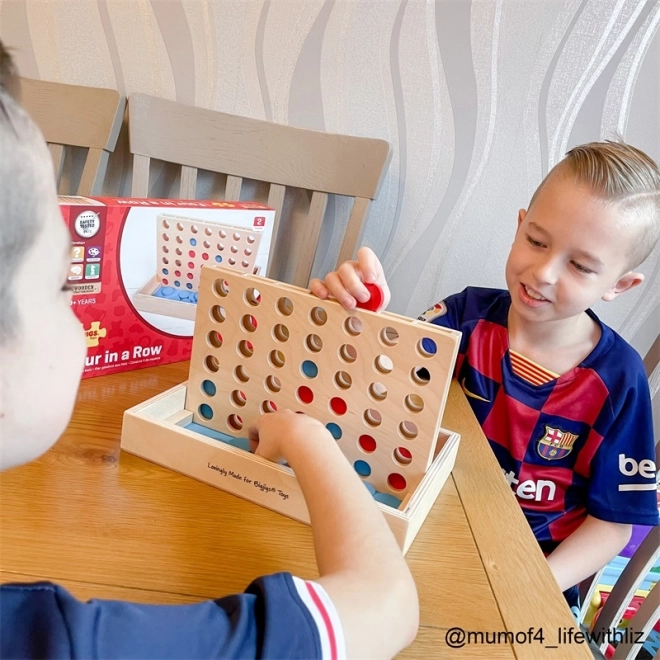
[578,333,660,659]
[127,93,391,287]
[20,78,125,196]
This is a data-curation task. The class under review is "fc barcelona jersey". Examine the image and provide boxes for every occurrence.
[420,287,658,552]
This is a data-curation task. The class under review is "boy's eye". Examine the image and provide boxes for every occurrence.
[571,261,592,275]
[526,235,544,248]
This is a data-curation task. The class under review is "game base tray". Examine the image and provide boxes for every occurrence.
[121,382,460,553]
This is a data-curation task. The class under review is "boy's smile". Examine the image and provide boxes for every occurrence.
[505,172,644,339]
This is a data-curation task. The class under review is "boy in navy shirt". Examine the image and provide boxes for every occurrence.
[0,41,418,659]
[312,140,660,613]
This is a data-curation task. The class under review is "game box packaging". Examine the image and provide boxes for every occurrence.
[59,196,275,378]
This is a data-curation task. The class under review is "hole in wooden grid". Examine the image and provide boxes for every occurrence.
[374,355,393,374]
[233,232,241,241]
[305,334,323,353]
[404,393,424,413]
[213,279,230,297]
[238,340,254,358]
[334,371,352,390]
[162,257,169,265]
[176,236,183,244]
[277,297,294,316]
[268,350,286,368]
[210,306,226,323]
[410,367,431,386]
[273,324,289,342]
[241,314,258,333]
[217,243,225,251]
[205,355,220,372]
[162,219,170,229]
[204,227,213,236]
[228,258,236,265]
[247,235,256,243]
[388,473,407,492]
[368,382,387,401]
[219,229,227,239]
[227,414,243,431]
[244,248,252,256]
[234,365,249,383]
[231,390,247,407]
[326,423,342,439]
[243,287,261,307]
[310,306,328,326]
[242,260,249,268]
[344,316,363,336]
[265,375,281,393]
[207,330,223,348]
[162,245,169,253]
[261,400,278,413]
[393,447,412,466]
[301,360,318,378]
[358,434,377,453]
[399,421,418,439]
[175,248,183,256]
[162,233,169,241]
[203,240,211,249]
[231,245,238,254]
[198,403,213,420]
[364,409,382,427]
[176,222,184,231]
[297,386,314,404]
[201,380,216,397]
[339,344,357,363]
[380,326,399,346]
[330,397,347,415]
[417,338,437,357]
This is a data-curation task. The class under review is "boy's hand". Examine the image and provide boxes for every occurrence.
[309,247,391,311]
[248,411,332,463]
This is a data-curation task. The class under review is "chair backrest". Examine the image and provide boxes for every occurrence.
[578,333,660,659]
[20,78,125,196]
[127,93,391,287]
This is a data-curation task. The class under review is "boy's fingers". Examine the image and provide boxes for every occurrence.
[309,278,329,300]
[356,247,380,283]
[324,270,358,309]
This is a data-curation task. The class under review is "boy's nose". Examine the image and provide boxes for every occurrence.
[532,257,559,285]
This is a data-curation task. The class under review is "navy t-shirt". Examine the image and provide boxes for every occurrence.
[0,573,342,659]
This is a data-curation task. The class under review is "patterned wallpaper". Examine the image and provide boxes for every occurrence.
[1,0,658,367]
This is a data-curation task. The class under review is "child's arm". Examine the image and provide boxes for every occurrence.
[249,410,419,659]
[310,246,391,311]
[546,515,632,592]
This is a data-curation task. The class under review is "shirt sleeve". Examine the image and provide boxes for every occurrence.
[0,573,345,659]
[587,366,659,526]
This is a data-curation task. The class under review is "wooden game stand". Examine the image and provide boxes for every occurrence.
[122,268,463,553]
[133,275,197,321]
[121,384,459,553]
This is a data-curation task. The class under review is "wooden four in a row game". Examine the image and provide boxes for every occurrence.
[122,266,462,552]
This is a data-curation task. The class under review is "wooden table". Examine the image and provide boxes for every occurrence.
[0,362,591,659]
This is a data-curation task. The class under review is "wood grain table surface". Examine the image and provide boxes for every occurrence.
[0,361,591,659]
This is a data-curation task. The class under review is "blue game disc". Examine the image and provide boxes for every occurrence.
[373,491,402,509]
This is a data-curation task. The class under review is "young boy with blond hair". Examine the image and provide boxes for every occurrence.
[0,41,418,659]
[312,140,660,613]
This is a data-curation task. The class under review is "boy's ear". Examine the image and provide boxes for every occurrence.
[517,208,527,228]
[602,271,645,302]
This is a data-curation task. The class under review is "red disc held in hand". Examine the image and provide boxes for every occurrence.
[355,283,384,312]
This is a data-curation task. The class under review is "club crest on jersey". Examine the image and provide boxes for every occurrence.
[418,301,447,322]
[537,426,578,460]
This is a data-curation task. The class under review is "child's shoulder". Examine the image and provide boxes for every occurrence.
[581,311,648,395]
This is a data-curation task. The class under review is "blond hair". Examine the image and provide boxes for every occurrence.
[531,140,660,270]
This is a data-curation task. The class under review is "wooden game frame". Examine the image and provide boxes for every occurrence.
[121,382,460,553]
